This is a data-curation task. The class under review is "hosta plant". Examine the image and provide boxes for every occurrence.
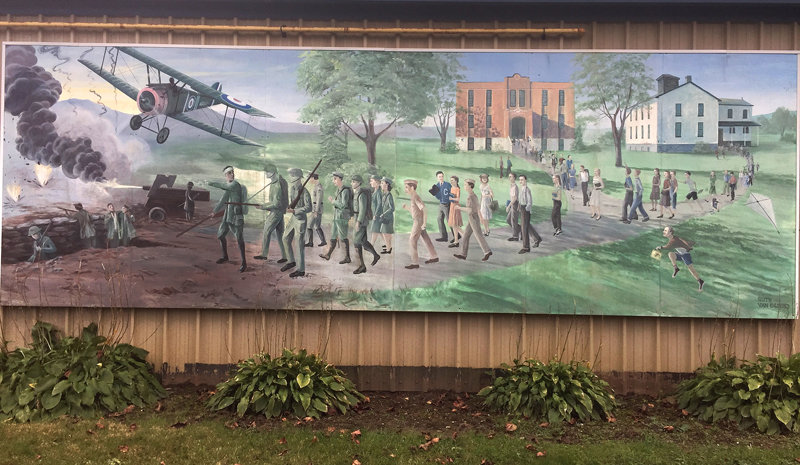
[478,359,615,423]
[207,348,365,419]
[0,322,165,422]
[676,353,800,434]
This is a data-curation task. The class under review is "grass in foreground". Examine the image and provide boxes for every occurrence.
[2,386,800,465]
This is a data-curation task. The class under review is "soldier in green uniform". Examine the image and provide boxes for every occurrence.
[304,174,326,248]
[208,165,248,273]
[319,171,352,264]
[280,168,312,278]
[27,225,57,262]
[351,174,381,274]
[254,162,288,264]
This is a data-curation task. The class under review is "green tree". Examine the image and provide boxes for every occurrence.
[297,50,441,166]
[771,106,796,137]
[572,53,652,167]
[430,53,465,152]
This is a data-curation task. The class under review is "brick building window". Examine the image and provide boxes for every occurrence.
[468,90,473,107]
[486,114,492,128]
[468,114,474,128]
[468,137,474,150]
[519,90,526,108]
[486,90,492,107]
[509,90,517,107]
[485,138,492,150]
[542,89,548,106]
[558,89,565,106]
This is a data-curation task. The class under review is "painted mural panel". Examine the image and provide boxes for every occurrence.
[1,44,797,318]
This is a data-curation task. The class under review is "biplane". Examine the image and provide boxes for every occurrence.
[79,47,271,146]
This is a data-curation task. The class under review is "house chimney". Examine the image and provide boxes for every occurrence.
[657,74,680,94]
[685,75,692,83]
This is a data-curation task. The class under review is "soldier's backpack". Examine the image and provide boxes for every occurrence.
[359,187,373,221]
[341,186,354,215]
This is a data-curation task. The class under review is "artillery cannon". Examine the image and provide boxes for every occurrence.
[143,174,209,221]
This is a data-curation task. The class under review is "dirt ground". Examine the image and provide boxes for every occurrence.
[147,383,793,450]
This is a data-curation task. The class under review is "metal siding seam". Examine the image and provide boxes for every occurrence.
[194,309,201,364]
[488,314,494,367]
[456,313,462,368]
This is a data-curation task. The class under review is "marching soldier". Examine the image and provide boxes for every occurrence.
[304,174,326,247]
[208,165,248,273]
[319,171,352,264]
[281,168,312,278]
[254,162,289,264]
[351,175,381,274]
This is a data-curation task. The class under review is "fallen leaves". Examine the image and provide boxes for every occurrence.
[352,460,361,465]
[505,422,518,432]
[118,445,129,453]
[418,436,440,451]
[350,429,361,444]
[663,425,675,432]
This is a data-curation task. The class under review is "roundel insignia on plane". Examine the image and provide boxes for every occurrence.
[186,95,197,111]
[220,93,252,110]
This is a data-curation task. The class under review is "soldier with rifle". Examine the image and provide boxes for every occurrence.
[253,162,289,264]
[208,165,248,273]
[27,224,57,262]
[59,203,95,249]
[280,167,312,278]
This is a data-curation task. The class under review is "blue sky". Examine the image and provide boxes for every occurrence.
[32,45,797,123]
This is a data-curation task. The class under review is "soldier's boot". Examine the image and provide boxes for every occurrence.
[319,239,337,260]
[304,229,314,247]
[353,246,366,274]
[339,239,351,264]
[238,239,247,272]
[216,238,229,264]
[363,241,380,266]
[316,228,327,247]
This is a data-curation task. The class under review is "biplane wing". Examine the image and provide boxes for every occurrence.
[78,57,140,101]
[170,112,262,146]
[116,46,272,117]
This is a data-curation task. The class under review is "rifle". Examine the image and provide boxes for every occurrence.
[288,159,322,210]
[225,202,262,207]
[34,220,54,262]
[57,206,77,213]
[175,210,222,238]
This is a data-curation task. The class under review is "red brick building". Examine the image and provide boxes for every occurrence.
[455,73,575,153]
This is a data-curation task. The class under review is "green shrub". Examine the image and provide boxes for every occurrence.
[478,359,615,423]
[676,353,800,434]
[207,349,365,419]
[441,141,459,153]
[780,132,796,143]
[0,322,165,422]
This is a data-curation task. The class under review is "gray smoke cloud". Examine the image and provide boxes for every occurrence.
[4,45,107,182]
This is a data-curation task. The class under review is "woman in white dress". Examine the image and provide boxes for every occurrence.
[478,173,494,236]
[589,168,604,220]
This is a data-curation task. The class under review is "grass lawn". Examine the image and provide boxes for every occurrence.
[137,131,796,318]
[2,386,799,465]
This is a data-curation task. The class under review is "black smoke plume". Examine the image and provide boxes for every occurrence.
[4,45,106,182]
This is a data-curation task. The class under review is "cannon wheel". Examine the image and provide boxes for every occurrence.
[129,114,143,130]
[148,207,167,222]
[156,127,170,144]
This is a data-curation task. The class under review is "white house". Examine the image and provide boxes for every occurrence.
[718,98,759,147]
[627,74,758,153]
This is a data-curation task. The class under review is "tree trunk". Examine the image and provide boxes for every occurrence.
[366,122,378,166]
[611,122,623,167]
[439,129,447,152]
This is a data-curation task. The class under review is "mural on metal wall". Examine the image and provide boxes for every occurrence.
[1,43,797,318]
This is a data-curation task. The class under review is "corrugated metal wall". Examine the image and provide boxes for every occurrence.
[1,15,799,393]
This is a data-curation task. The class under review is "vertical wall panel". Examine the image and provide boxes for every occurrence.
[694,23,727,49]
